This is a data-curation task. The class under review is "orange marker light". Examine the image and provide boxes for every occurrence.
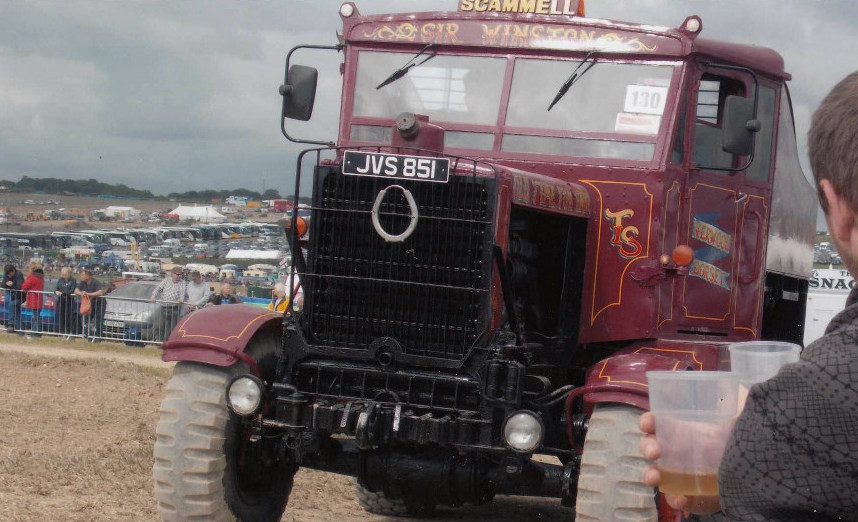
[296,217,308,238]
[671,245,694,267]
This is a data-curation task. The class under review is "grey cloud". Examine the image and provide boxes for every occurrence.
[0,0,856,196]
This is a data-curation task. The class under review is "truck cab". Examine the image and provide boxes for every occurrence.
[155,3,816,522]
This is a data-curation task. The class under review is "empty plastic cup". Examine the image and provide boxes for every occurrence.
[646,371,740,496]
[728,341,801,384]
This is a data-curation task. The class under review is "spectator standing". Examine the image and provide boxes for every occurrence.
[640,72,858,520]
[207,283,239,306]
[268,282,288,312]
[74,269,105,342]
[55,267,77,338]
[21,261,45,339]
[3,264,24,333]
[184,270,211,311]
[151,266,186,341]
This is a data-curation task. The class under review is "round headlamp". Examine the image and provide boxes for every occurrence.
[227,375,264,416]
[503,410,544,453]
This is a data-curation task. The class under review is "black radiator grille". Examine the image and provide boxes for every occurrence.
[294,360,481,413]
[304,160,495,362]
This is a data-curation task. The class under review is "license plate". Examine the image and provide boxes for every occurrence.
[104,320,125,328]
[342,151,449,183]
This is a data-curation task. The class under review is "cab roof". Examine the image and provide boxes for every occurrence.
[341,7,789,80]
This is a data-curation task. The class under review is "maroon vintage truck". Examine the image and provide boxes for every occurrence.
[153,2,816,521]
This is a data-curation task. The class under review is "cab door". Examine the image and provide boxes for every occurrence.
[679,69,769,334]
[732,85,777,338]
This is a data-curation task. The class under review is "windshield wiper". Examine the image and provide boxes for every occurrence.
[376,44,437,90]
[547,51,597,111]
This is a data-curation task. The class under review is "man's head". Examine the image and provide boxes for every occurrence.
[191,270,202,283]
[80,269,93,281]
[171,266,183,279]
[809,72,858,274]
[220,283,232,296]
[272,282,286,299]
[4,264,15,277]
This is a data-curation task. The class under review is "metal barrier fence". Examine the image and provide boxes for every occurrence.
[1,289,194,345]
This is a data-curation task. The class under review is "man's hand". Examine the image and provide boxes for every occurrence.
[638,412,722,516]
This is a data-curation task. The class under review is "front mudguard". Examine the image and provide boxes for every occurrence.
[161,304,283,377]
[580,341,723,411]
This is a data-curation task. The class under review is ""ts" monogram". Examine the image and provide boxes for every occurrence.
[604,208,642,259]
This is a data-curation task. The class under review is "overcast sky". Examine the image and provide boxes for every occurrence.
[0,0,855,198]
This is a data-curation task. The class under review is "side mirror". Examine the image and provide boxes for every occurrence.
[280,65,318,121]
[722,95,760,155]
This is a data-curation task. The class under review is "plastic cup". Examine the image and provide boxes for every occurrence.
[646,371,740,497]
[728,341,801,385]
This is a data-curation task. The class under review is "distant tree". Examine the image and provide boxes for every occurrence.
[231,188,261,200]
[262,188,282,200]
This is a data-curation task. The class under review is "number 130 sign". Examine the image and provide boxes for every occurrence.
[624,84,668,115]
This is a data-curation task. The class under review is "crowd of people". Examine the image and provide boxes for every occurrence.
[3,263,113,341]
[2,262,301,343]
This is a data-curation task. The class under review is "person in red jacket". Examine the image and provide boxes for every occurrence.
[21,261,45,338]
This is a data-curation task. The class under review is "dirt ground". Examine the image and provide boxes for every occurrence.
[0,337,572,522]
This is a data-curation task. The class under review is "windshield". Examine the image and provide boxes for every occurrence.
[111,282,157,299]
[351,50,677,162]
[355,52,506,126]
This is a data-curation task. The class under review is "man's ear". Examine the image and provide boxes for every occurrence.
[820,179,856,242]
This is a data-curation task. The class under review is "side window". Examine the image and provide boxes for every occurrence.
[745,86,776,182]
[693,75,744,171]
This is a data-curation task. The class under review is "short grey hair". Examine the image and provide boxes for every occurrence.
[272,282,286,297]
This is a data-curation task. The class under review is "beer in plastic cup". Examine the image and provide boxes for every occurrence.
[728,341,801,384]
[646,371,740,496]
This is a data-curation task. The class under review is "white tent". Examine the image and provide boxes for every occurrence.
[225,249,281,260]
[102,206,141,218]
[170,205,226,223]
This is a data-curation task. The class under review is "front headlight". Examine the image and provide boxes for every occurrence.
[503,411,544,453]
[132,311,153,322]
[226,375,264,416]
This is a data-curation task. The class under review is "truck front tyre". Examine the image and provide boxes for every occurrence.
[153,362,296,522]
[575,404,657,522]
[355,481,436,517]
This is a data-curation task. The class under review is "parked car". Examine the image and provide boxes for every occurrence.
[102,281,163,343]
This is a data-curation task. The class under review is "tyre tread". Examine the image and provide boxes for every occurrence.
[153,363,235,522]
[575,404,657,522]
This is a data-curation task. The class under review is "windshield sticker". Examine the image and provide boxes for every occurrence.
[624,84,668,115]
[614,112,660,135]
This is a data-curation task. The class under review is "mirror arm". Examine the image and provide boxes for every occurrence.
[280,44,342,146]
[697,62,760,174]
